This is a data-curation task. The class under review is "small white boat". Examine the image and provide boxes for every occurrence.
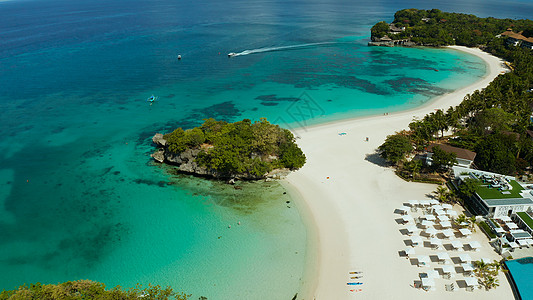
[147,95,158,105]
[227,52,236,57]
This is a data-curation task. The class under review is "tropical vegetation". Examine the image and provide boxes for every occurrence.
[0,280,189,300]
[473,260,502,290]
[375,10,533,182]
[163,118,306,178]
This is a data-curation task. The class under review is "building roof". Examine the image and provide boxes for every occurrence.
[500,30,533,43]
[483,198,533,206]
[427,143,477,161]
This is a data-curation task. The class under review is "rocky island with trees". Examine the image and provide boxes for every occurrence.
[151,118,306,181]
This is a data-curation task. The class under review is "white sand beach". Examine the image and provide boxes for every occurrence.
[286,46,516,299]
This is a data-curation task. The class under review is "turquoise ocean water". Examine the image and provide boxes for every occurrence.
[1,0,533,299]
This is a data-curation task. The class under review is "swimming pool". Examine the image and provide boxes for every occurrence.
[505,257,533,300]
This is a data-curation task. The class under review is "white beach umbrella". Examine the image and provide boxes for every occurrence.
[446,210,458,218]
[423,269,440,279]
[458,253,472,263]
[432,204,444,211]
[422,214,436,221]
[421,220,435,228]
[428,199,439,205]
[405,248,416,256]
[462,263,475,272]
[479,258,495,264]
[442,264,455,274]
[402,214,414,223]
[417,255,431,264]
[411,236,423,247]
[429,238,442,249]
[434,209,447,216]
[421,277,435,288]
[459,228,472,236]
[468,241,482,251]
[437,215,450,222]
[450,240,463,250]
[442,203,453,210]
[425,227,438,237]
[398,205,410,213]
[436,252,450,262]
[464,277,479,287]
[442,229,454,238]
[406,225,419,234]
[409,200,420,207]
[419,200,431,206]
[440,221,452,228]
[495,227,506,234]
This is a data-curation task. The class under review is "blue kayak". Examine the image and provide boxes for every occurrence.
[347,282,363,286]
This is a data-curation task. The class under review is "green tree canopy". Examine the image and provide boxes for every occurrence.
[431,146,457,171]
[378,134,413,165]
[371,21,390,39]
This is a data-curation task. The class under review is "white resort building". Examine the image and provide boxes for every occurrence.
[452,166,533,218]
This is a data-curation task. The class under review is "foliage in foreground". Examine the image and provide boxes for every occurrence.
[473,260,502,290]
[0,280,189,300]
[163,118,306,177]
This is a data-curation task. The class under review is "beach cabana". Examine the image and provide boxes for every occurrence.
[417,255,430,267]
[440,221,452,228]
[428,199,439,205]
[409,200,420,207]
[464,277,479,291]
[436,252,450,264]
[458,253,472,263]
[432,204,444,211]
[420,269,440,279]
[410,236,423,247]
[441,265,455,279]
[422,215,436,221]
[425,228,438,237]
[468,241,482,251]
[429,238,442,249]
[459,228,472,237]
[442,203,453,210]
[402,214,414,224]
[421,278,435,291]
[450,240,463,251]
[526,239,533,246]
[421,220,435,228]
[442,229,454,239]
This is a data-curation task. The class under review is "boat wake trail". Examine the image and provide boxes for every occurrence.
[229,42,337,57]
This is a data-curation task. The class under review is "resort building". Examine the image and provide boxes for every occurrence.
[499,29,533,50]
[425,143,476,168]
[452,166,533,218]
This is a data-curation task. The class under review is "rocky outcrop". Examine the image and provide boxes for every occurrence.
[150,133,288,181]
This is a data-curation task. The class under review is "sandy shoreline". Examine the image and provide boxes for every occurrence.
[285,46,516,299]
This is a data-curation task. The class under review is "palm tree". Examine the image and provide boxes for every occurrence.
[434,185,452,203]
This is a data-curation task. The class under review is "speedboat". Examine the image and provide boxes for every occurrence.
[227,52,236,57]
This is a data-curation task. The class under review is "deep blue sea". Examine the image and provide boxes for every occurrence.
[1,0,533,299]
